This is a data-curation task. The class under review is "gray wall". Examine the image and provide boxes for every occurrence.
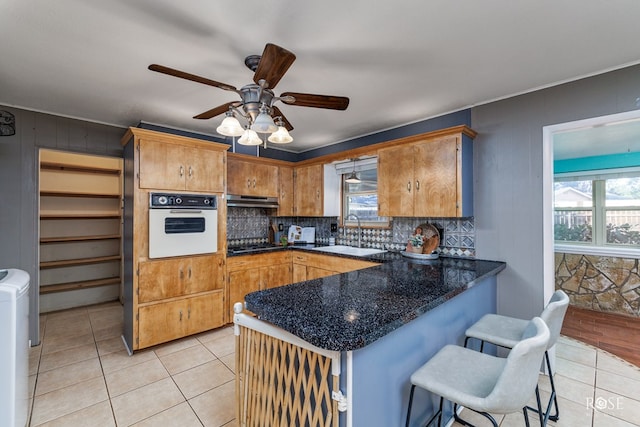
[0,106,125,344]
[472,64,640,320]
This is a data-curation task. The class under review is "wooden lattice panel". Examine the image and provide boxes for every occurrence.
[236,325,339,427]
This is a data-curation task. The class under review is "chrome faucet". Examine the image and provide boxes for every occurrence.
[344,213,362,248]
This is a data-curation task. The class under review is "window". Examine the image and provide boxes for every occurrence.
[339,159,388,226]
[554,173,640,248]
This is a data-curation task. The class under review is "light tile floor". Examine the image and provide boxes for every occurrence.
[28,302,640,426]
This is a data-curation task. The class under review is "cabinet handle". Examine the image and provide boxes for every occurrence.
[407,181,411,192]
[179,310,183,321]
[247,179,251,188]
[179,166,184,177]
[415,180,420,191]
[188,166,193,177]
[179,268,184,279]
[188,308,191,319]
[253,178,256,188]
[317,189,320,199]
[188,267,192,279]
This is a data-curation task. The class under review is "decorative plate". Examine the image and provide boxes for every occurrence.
[406,223,440,254]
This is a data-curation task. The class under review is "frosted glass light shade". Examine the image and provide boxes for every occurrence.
[267,126,293,144]
[216,116,244,137]
[237,129,262,146]
[344,172,361,183]
[250,111,278,133]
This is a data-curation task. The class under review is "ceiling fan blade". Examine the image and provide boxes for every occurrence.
[193,102,239,120]
[253,43,296,89]
[280,92,349,110]
[272,106,294,131]
[149,64,237,92]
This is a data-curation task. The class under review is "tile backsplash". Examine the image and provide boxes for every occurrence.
[227,207,475,257]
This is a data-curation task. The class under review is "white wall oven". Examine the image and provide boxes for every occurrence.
[148,193,218,259]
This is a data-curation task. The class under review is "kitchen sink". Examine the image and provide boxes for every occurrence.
[309,245,387,257]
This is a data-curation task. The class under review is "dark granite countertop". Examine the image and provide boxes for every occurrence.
[243,256,506,351]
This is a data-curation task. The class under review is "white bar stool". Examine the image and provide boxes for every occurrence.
[464,290,569,425]
[406,317,549,427]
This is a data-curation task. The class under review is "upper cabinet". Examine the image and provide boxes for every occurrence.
[137,135,225,192]
[294,164,323,216]
[277,165,294,216]
[227,157,279,197]
[378,127,475,217]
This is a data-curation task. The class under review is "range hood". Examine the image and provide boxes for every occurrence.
[226,194,279,208]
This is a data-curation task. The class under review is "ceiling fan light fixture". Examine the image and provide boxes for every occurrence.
[216,112,244,137]
[250,105,278,133]
[267,126,293,144]
[237,128,262,146]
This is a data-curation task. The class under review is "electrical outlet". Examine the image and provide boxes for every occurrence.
[330,223,338,232]
[278,223,284,231]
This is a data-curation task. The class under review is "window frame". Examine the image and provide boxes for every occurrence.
[341,163,389,228]
[554,170,640,257]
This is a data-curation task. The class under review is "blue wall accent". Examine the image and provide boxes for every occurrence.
[296,109,472,161]
[554,152,640,174]
[137,109,471,163]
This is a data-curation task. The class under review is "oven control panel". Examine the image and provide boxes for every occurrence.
[149,193,217,209]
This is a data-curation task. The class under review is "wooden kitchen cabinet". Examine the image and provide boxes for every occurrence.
[138,254,224,303]
[294,164,323,216]
[138,291,224,349]
[138,136,225,192]
[291,252,378,282]
[277,165,294,216]
[121,127,229,352]
[227,251,292,320]
[227,157,279,197]
[378,127,475,217]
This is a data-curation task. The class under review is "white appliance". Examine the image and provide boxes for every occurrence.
[148,193,218,259]
[0,269,30,427]
[287,225,316,244]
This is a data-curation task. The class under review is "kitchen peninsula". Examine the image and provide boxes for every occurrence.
[235,252,506,427]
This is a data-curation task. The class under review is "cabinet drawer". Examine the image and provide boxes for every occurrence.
[138,291,224,348]
[228,251,291,271]
[138,255,219,303]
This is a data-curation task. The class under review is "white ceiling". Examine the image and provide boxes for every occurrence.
[1,0,640,153]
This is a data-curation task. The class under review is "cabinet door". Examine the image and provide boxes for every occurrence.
[277,166,294,216]
[228,268,261,315]
[185,292,224,335]
[138,298,188,348]
[306,266,337,280]
[138,138,185,190]
[252,163,278,197]
[292,263,307,283]
[262,263,292,290]
[378,145,415,217]
[184,254,224,295]
[138,258,186,303]
[227,159,254,195]
[294,164,323,216]
[414,136,459,217]
[185,146,225,192]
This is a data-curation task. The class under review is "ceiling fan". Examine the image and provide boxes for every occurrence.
[148,43,349,146]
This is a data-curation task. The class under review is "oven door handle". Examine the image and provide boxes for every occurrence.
[168,209,203,214]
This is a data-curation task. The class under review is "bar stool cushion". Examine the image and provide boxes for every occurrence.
[465,314,528,349]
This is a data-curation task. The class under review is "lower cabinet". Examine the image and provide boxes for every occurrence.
[138,291,224,349]
[227,251,292,320]
[292,252,378,282]
[132,253,226,350]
